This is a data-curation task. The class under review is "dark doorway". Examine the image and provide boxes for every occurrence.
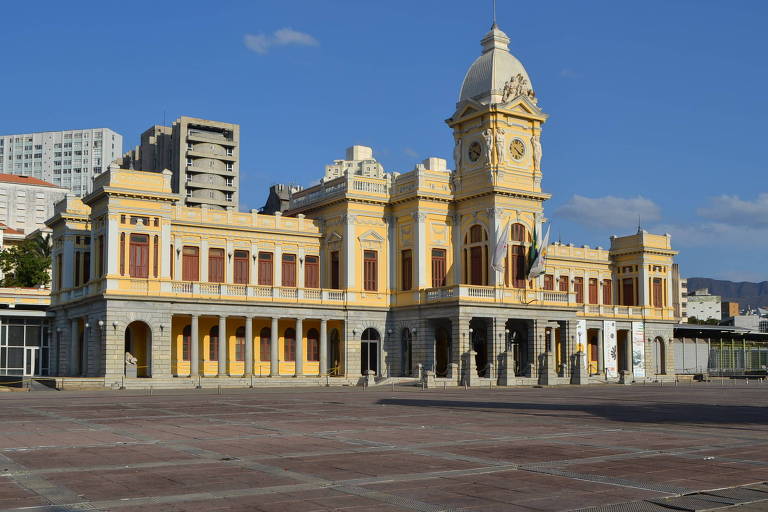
[435,327,450,377]
[361,328,379,375]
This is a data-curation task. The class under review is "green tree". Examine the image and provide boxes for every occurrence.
[0,233,51,287]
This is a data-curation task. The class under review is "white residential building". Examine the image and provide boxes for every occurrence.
[0,128,122,197]
[686,288,721,321]
[0,174,67,239]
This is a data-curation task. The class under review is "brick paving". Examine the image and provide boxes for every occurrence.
[0,382,767,511]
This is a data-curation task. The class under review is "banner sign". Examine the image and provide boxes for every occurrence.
[603,320,617,378]
[631,321,646,378]
[576,320,587,368]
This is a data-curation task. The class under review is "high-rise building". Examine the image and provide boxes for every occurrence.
[120,116,239,210]
[0,128,122,197]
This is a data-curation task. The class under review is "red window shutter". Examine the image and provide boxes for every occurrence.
[129,234,149,278]
[653,278,663,307]
[603,279,612,305]
[544,274,554,290]
[470,246,483,285]
[304,255,319,288]
[364,250,377,291]
[233,250,249,284]
[119,233,125,275]
[589,278,598,304]
[512,246,525,289]
[284,329,295,361]
[401,250,412,290]
[431,249,446,287]
[182,325,191,361]
[575,277,584,303]
[258,252,273,286]
[152,235,159,278]
[622,278,634,306]
[208,248,225,283]
[559,275,569,292]
[330,251,340,289]
[307,329,319,361]
[182,246,199,281]
[282,254,296,287]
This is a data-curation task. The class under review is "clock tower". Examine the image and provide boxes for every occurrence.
[447,23,551,285]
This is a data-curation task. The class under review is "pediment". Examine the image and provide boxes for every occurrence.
[499,94,545,118]
[358,230,384,243]
[325,231,343,243]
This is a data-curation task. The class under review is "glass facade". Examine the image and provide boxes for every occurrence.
[0,317,49,376]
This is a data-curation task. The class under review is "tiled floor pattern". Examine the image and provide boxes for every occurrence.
[0,382,766,511]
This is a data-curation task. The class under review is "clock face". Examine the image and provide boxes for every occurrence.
[468,141,481,162]
[509,139,525,160]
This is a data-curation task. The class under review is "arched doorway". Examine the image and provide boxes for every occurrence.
[470,321,488,376]
[400,328,412,376]
[506,320,529,376]
[329,328,341,375]
[435,327,450,377]
[361,328,379,375]
[654,337,666,374]
[125,321,152,377]
[617,330,630,372]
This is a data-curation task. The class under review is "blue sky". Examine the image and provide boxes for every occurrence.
[1,0,766,281]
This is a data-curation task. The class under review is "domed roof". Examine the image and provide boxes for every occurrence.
[458,24,535,105]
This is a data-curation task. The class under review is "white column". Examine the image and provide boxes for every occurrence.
[295,318,304,377]
[488,208,500,286]
[244,316,253,375]
[217,316,226,376]
[161,221,172,278]
[270,317,279,376]
[173,238,182,281]
[414,212,427,288]
[387,215,396,292]
[297,247,305,288]
[226,240,234,283]
[344,214,356,290]
[274,245,282,287]
[452,214,462,285]
[320,319,328,376]
[201,239,209,282]
[638,257,648,306]
[106,217,119,275]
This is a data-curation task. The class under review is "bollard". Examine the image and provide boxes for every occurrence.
[148,386,152,396]
[218,385,221,395]
[443,382,446,391]
[392,381,395,392]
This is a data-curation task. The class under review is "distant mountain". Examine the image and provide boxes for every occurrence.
[687,278,768,308]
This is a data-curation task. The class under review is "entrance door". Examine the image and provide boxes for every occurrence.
[434,327,450,377]
[361,328,379,375]
[23,347,37,376]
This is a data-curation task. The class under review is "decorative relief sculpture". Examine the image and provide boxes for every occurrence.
[531,135,542,170]
[495,129,506,164]
[482,129,494,164]
[453,139,462,169]
[501,73,537,104]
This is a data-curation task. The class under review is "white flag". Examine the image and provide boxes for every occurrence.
[527,223,551,280]
[491,220,511,272]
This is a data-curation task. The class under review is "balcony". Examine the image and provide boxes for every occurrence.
[187,149,236,162]
[98,277,346,304]
[289,174,390,211]
[421,285,573,306]
[186,129,235,146]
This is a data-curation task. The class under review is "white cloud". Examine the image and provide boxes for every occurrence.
[652,222,768,248]
[554,195,661,230]
[403,147,419,158]
[559,68,582,78]
[244,28,318,55]
[696,193,768,227]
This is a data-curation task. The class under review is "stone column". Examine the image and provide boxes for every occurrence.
[218,315,227,376]
[190,315,199,377]
[244,316,253,375]
[596,327,604,375]
[295,318,304,377]
[270,317,279,376]
[451,214,462,285]
[70,318,79,376]
[319,319,328,376]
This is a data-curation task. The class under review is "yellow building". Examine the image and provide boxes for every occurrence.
[47,24,680,388]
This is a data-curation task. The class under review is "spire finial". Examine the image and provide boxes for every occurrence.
[492,0,497,25]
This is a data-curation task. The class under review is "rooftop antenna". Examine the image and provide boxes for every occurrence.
[492,0,497,25]
[637,215,642,234]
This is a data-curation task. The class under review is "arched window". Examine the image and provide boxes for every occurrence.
[361,328,380,375]
[506,223,527,288]
[235,326,245,362]
[463,224,488,285]
[182,325,191,362]
[259,327,271,361]
[209,326,219,361]
[307,328,319,362]
[284,328,296,362]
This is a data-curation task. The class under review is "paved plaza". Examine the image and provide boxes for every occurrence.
[0,383,767,511]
